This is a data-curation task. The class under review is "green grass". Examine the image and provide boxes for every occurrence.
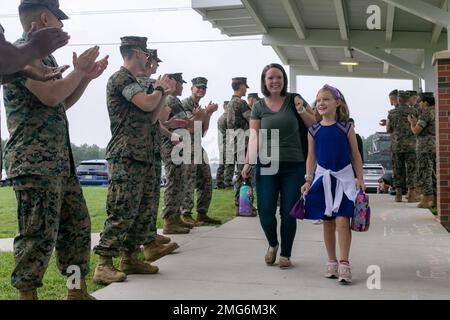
[0,187,236,239]
[0,187,236,300]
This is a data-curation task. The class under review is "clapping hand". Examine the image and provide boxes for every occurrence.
[73,46,100,75]
[23,60,70,81]
[26,22,70,59]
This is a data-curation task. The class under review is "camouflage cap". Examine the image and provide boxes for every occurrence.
[192,77,208,88]
[408,90,418,96]
[232,77,249,88]
[398,90,411,98]
[419,92,436,106]
[169,73,187,84]
[389,89,398,96]
[247,93,260,99]
[148,49,162,63]
[19,0,69,20]
[120,36,148,51]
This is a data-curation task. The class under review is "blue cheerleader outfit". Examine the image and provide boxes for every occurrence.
[305,122,358,220]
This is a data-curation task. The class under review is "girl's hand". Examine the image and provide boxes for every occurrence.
[301,182,311,195]
[241,164,253,179]
[356,178,365,191]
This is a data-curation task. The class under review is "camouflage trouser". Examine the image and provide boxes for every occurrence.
[416,152,436,195]
[216,163,234,188]
[161,141,185,219]
[181,148,212,215]
[216,138,234,188]
[11,175,91,291]
[144,157,161,245]
[392,152,416,189]
[94,157,154,257]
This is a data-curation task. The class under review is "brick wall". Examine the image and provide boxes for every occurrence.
[435,52,450,230]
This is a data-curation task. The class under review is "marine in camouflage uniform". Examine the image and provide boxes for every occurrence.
[181,77,221,225]
[387,90,418,202]
[136,54,179,261]
[227,77,255,215]
[93,37,163,283]
[216,101,234,189]
[2,0,103,300]
[408,92,436,208]
[161,73,194,233]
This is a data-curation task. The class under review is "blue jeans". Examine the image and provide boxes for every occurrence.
[255,161,306,258]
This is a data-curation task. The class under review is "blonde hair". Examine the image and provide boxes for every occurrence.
[314,86,350,122]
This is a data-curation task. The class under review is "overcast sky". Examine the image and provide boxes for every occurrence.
[0,0,412,161]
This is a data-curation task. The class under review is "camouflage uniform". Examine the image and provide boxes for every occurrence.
[216,111,234,188]
[94,64,155,257]
[161,95,192,219]
[387,101,416,189]
[136,76,160,245]
[227,94,253,208]
[1,24,4,174]
[3,49,91,290]
[180,96,212,216]
[415,106,436,196]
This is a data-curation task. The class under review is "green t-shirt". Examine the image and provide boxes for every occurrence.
[251,93,306,162]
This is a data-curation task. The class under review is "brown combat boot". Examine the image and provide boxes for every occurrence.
[120,252,159,275]
[155,234,171,245]
[67,278,96,300]
[431,195,437,208]
[93,256,127,285]
[179,215,195,229]
[418,195,433,208]
[395,188,402,202]
[18,289,38,300]
[407,188,420,202]
[196,213,221,225]
[143,241,179,262]
[163,216,190,234]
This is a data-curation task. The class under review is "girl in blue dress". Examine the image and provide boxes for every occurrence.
[301,85,365,284]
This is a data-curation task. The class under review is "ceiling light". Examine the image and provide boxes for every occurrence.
[340,58,359,66]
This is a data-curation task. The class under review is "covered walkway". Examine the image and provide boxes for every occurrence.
[92,194,450,300]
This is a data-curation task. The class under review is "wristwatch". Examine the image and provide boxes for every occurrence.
[297,105,307,115]
[154,86,165,96]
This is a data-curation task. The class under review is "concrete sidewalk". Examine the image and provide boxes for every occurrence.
[91,194,450,300]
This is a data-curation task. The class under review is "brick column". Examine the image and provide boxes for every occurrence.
[433,51,450,230]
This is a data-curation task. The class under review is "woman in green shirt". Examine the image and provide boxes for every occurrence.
[242,63,315,268]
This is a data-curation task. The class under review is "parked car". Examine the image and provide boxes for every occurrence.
[363,163,385,193]
[77,160,109,187]
[1,169,10,187]
[160,163,167,187]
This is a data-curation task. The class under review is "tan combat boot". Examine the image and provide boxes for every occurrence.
[178,215,194,229]
[155,234,171,245]
[120,251,159,275]
[67,278,96,300]
[431,195,437,208]
[407,188,420,202]
[143,241,179,262]
[18,290,38,300]
[93,256,127,285]
[180,214,196,228]
[418,195,434,208]
[196,213,221,225]
[163,216,190,234]
[395,188,402,202]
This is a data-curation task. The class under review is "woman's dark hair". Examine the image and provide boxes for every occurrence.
[261,63,288,97]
